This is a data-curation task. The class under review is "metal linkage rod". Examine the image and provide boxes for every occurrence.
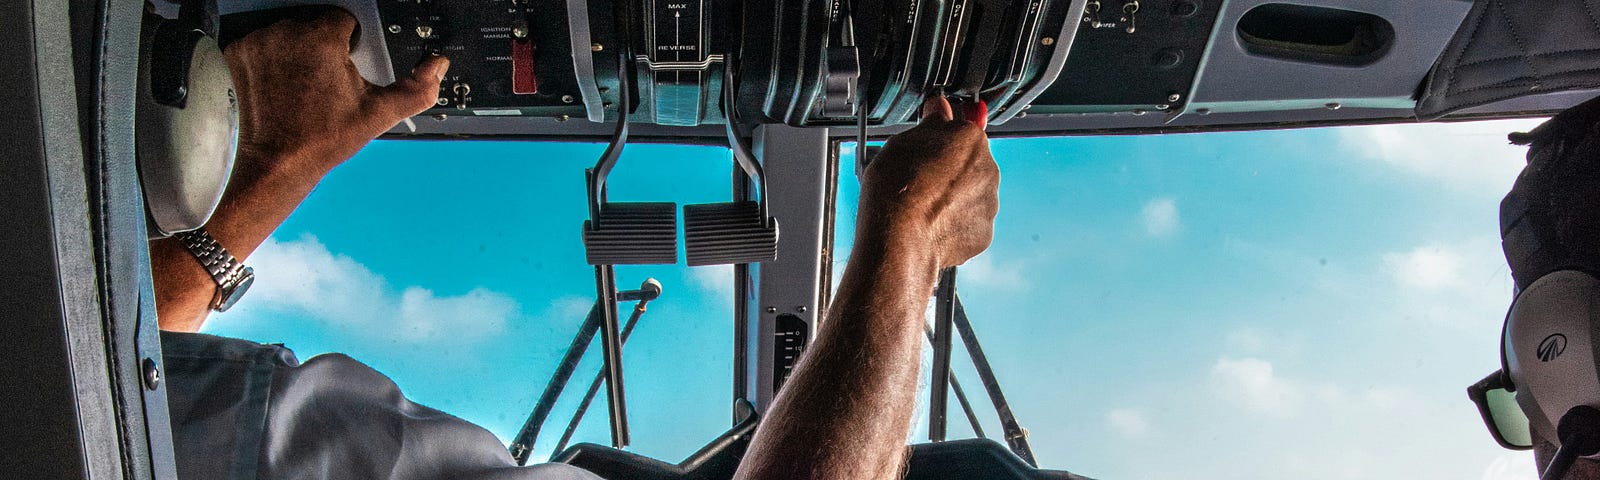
[509,280,661,464]
[952,293,1037,466]
[594,265,629,448]
[929,267,957,442]
[550,298,652,457]
[922,321,986,439]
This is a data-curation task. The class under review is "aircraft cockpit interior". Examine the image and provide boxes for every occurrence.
[7,0,1600,478]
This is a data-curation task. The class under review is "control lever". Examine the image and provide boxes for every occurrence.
[821,0,862,118]
[678,62,780,267]
[580,51,670,450]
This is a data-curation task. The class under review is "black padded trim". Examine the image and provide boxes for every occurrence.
[1418,0,1600,119]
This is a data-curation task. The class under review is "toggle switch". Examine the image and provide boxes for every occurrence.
[512,39,539,95]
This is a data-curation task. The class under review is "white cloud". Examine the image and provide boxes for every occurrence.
[959,254,1030,292]
[1211,355,1429,420]
[1105,408,1151,437]
[1480,452,1538,480]
[1383,244,1467,290]
[1212,357,1301,415]
[220,234,518,343]
[689,264,735,297]
[1380,237,1515,330]
[1338,118,1546,191]
[395,287,516,342]
[1141,197,1180,237]
[543,295,596,323]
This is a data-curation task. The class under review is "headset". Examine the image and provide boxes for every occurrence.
[1482,94,1600,480]
[136,0,238,239]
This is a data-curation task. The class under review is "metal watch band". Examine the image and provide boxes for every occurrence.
[174,229,248,288]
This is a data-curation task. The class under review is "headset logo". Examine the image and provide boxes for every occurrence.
[1538,334,1569,362]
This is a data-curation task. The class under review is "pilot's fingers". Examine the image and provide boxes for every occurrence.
[371,55,450,121]
[920,96,954,123]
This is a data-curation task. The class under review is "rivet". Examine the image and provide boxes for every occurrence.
[1156,104,1171,110]
[415,25,434,39]
[765,307,778,314]
[1132,109,1148,116]
[592,43,604,52]
[1195,108,1212,115]
[1324,102,1343,110]
[556,115,570,122]
[387,24,402,34]
[141,358,160,390]
[562,95,575,104]
[796,306,808,313]
[432,114,448,121]
[1040,37,1055,46]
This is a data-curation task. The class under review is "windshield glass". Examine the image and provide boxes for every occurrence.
[208,118,1543,480]
[206,140,741,461]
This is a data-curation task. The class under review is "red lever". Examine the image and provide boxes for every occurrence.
[956,99,988,129]
[512,39,539,95]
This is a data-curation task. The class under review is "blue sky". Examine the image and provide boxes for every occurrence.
[209,118,1546,479]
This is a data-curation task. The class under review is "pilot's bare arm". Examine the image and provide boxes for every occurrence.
[151,8,448,332]
[734,97,1000,480]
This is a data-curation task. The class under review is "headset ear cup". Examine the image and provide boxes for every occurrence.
[137,15,240,239]
[1505,270,1600,450]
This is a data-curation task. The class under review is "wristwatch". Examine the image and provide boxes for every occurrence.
[173,228,255,312]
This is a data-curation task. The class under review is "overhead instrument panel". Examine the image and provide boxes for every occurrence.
[367,0,1585,138]
[739,0,1086,127]
[1029,0,1223,114]
[376,0,597,119]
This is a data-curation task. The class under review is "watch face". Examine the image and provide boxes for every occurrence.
[215,267,254,312]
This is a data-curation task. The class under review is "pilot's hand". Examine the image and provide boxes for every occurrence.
[857,96,1000,269]
[223,7,448,173]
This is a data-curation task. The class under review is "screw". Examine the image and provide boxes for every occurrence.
[1132,109,1148,116]
[1152,48,1184,69]
[561,95,575,104]
[1325,102,1343,110]
[432,114,448,121]
[1167,93,1182,103]
[1195,108,1212,115]
[766,307,778,314]
[141,358,160,390]
[436,97,448,106]
[456,103,466,110]
[513,26,528,38]
[592,43,604,52]
[1156,104,1171,110]
[796,306,808,313]
[556,115,570,122]
[387,24,402,34]
[1040,37,1055,46]
[416,25,434,39]
[1016,111,1028,119]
